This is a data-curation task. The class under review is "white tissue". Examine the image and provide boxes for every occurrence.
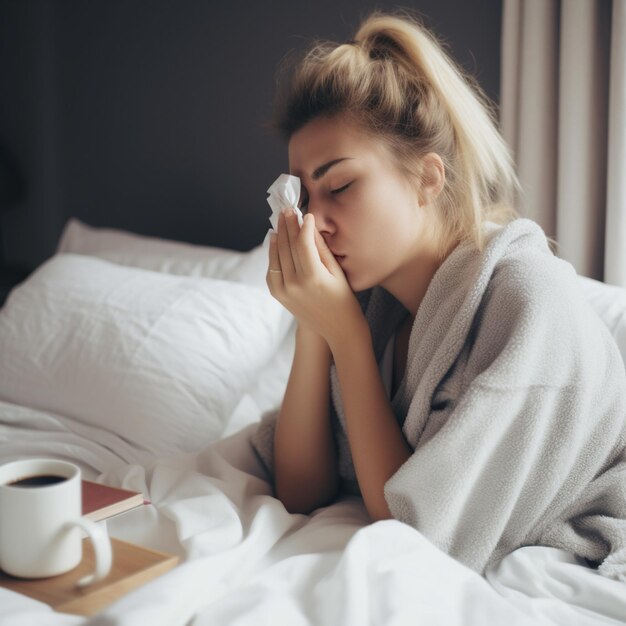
[266,174,304,231]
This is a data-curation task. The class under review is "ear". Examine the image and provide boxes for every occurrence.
[418,153,445,206]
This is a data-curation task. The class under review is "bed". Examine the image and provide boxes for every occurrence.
[1,218,625,625]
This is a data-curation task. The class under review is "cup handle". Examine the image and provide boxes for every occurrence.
[64,517,113,587]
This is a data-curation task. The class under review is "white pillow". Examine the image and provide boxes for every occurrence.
[578,275,626,365]
[0,254,287,455]
[56,218,295,415]
[57,218,269,286]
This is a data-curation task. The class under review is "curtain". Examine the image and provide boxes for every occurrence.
[500,0,625,287]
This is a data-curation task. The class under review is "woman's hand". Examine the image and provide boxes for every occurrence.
[266,208,366,348]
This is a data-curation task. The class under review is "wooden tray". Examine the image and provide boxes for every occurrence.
[0,537,179,616]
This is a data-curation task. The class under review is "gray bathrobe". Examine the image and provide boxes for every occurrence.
[251,218,626,580]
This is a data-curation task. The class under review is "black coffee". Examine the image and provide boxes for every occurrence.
[7,474,67,488]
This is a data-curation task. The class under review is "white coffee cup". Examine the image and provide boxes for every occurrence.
[0,458,112,586]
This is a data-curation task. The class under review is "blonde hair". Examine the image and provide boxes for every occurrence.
[271,10,520,254]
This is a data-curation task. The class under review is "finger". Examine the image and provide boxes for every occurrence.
[296,214,321,277]
[285,208,304,274]
[266,232,284,289]
[277,211,296,279]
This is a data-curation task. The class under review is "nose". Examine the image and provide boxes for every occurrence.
[307,199,335,236]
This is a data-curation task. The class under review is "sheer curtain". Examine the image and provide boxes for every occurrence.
[500,0,626,287]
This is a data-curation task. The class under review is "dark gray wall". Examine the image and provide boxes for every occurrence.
[0,0,502,271]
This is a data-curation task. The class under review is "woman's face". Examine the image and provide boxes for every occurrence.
[288,115,439,294]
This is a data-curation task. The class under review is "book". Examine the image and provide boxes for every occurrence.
[81,480,147,522]
[0,537,179,616]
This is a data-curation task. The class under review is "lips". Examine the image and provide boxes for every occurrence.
[328,245,346,264]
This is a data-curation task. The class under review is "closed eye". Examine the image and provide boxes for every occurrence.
[299,181,352,210]
[331,182,352,195]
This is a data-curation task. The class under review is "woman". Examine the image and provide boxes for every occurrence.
[252,11,626,580]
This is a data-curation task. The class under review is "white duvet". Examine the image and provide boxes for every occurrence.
[1,398,626,626]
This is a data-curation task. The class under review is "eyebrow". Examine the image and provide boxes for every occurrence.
[310,158,353,181]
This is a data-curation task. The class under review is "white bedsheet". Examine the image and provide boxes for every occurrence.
[1,399,625,626]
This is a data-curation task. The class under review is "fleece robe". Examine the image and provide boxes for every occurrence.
[251,218,626,580]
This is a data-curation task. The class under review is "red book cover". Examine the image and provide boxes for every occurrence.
[81,480,147,522]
